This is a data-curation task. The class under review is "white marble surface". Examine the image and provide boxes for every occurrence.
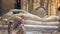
[23,20,59,26]
[23,24,58,33]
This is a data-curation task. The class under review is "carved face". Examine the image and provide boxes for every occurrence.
[35,7,47,18]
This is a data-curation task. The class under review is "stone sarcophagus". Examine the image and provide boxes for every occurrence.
[22,20,59,34]
[2,9,60,34]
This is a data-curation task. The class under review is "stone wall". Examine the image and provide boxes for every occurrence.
[21,0,60,16]
[2,0,15,14]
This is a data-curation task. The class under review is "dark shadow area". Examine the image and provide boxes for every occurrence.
[0,0,2,16]
[14,0,21,9]
[58,7,60,11]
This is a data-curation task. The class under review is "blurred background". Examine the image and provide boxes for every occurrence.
[0,0,60,16]
[0,0,60,34]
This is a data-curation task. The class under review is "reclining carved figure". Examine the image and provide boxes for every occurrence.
[2,8,60,34]
[2,9,60,21]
